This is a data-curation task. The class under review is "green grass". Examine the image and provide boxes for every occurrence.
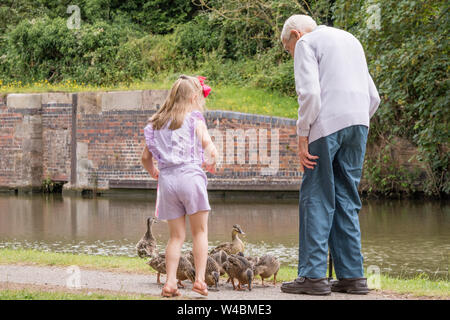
[0,80,298,119]
[1,249,448,298]
[0,248,149,273]
[207,85,297,119]
[0,288,158,300]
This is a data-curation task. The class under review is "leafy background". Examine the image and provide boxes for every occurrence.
[0,0,448,196]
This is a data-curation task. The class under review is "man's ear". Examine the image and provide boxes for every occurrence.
[290,29,302,41]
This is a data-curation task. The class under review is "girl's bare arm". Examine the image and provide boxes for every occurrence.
[141,145,159,179]
[195,120,218,174]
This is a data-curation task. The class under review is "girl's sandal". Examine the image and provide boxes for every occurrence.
[161,286,181,298]
[192,281,208,296]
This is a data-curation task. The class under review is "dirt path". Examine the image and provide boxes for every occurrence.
[0,264,401,300]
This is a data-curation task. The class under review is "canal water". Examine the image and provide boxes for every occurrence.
[0,194,448,280]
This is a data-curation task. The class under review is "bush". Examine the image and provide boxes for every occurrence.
[332,0,449,196]
[2,16,145,85]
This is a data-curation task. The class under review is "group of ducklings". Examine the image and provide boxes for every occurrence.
[136,218,280,291]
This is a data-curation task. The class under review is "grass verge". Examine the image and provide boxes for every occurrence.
[0,80,298,119]
[0,287,159,300]
[0,248,448,299]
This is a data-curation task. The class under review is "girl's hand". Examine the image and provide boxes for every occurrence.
[203,144,217,174]
[149,166,159,180]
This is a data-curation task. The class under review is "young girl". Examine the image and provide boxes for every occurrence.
[141,75,217,297]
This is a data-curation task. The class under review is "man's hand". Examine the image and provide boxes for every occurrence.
[298,136,319,172]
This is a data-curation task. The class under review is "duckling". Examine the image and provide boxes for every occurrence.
[246,255,260,267]
[147,253,195,287]
[186,251,220,290]
[136,217,158,258]
[224,254,254,291]
[210,224,245,255]
[147,253,166,285]
[176,255,196,288]
[211,249,228,276]
[253,254,280,287]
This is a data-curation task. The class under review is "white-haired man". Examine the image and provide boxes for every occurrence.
[280,15,380,295]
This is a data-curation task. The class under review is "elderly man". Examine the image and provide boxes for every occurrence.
[280,15,380,295]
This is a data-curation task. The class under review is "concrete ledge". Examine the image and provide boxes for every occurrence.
[142,90,168,110]
[41,92,73,105]
[101,90,143,111]
[78,91,103,114]
[7,94,42,109]
[108,179,301,191]
[206,110,296,126]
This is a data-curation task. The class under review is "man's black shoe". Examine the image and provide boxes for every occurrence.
[280,277,331,295]
[331,278,370,294]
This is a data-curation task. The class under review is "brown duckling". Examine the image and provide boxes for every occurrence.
[210,224,245,255]
[246,255,260,267]
[253,254,280,286]
[211,249,228,276]
[176,255,196,288]
[147,253,166,285]
[147,253,195,287]
[136,217,158,258]
[187,251,220,290]
[224,254,254,291]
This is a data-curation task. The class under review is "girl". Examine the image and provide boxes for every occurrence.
[141,75,217,297]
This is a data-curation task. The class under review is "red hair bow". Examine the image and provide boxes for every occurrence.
[197,76,211,98]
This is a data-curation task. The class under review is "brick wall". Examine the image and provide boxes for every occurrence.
[0,90,426,193]
[0,94,42,190]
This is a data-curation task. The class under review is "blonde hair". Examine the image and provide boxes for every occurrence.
[280,15,317,42]
[150,75,205,130]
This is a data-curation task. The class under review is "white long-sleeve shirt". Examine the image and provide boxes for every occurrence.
[294,25,380,143]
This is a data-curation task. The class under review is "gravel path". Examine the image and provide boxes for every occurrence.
[0,264,397,300]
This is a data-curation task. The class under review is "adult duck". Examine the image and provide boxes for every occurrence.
[210,224,245,255]
[136,217,158,258]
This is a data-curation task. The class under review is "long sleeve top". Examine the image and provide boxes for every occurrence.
[294,25,380,143]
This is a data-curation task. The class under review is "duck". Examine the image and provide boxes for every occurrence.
[223,253,254,291]
[136,217,158,258]
[147,253,166,285]
[147,253,195,288]
[211,249,228,276]
[210,224,245,255]
[253,254,280,286]
[246,255,260,267]
[176,255,196,288]
[186,251,220,290]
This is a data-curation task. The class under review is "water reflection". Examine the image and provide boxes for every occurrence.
[0,194,448,279]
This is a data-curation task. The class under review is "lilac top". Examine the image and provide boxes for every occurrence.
[144,111,205,169]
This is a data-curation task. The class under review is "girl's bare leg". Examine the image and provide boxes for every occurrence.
[189,210,209,286]
[165,215,186,290]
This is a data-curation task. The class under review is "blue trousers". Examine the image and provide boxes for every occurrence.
[298,125,368,279]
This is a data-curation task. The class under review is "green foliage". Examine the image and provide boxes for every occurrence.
[363,145,423,197]
[2,16,145,85]
[42,177,65,193]
[332,0,449,196]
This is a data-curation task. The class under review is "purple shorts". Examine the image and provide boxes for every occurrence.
[156,163,211,221]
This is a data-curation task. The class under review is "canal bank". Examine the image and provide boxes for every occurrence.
[0,249,447,299]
